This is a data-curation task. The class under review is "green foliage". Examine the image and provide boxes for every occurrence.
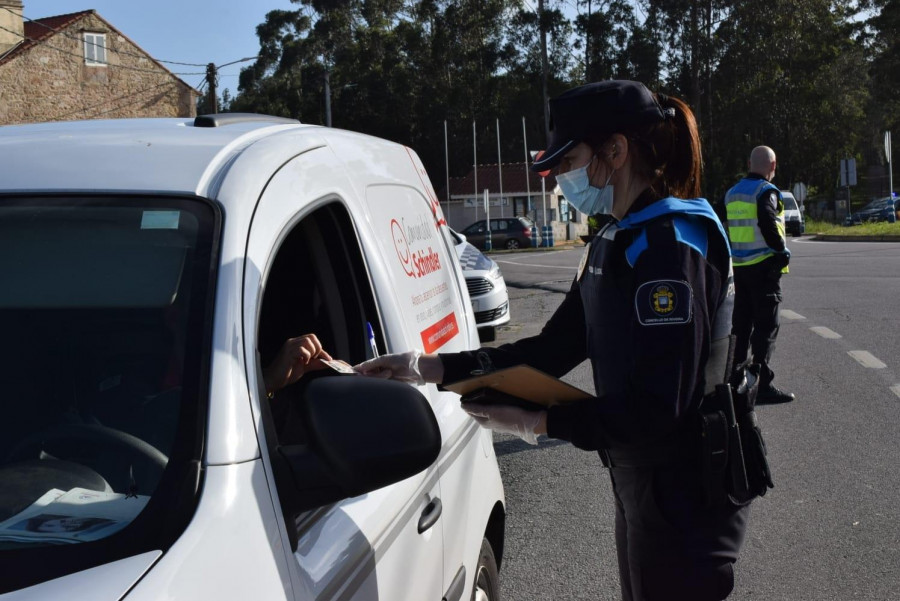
[229,0,892,206]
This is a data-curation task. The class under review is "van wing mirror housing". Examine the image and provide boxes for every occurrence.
[278,377,441,517]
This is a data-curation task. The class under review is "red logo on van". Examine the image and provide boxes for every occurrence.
[391,219,416,277]
[420,312,459,352]
[391,217,442,279]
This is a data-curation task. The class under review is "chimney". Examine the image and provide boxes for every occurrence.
[0,0,24,56]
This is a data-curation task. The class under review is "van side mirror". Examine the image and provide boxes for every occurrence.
[275,377,440,524]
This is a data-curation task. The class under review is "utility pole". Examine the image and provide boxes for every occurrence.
[324,70,332,127]
[205,63,218,114]
[538,0,550,142]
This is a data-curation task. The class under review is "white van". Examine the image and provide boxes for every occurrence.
[0,114,506,600]
[780,190,804,236]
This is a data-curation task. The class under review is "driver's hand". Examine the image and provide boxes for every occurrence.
[263,334,332,395]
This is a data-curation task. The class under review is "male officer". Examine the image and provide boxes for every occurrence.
[724,146,795,403]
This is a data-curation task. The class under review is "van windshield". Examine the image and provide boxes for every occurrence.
[782,195,798,211]
[0,196,217,588]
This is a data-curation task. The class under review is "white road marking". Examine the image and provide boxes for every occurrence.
[891,385,900,400]
[781,310,806,320]
[811,326,842,339]
[847,351,887,369]
[494,259,577,270]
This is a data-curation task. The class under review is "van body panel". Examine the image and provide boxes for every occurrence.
[245,148,447,600]
[1,551,161,601]
[123,461,293,601]
[0,119,309,196]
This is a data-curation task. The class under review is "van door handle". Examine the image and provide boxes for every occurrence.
[417,497,442,533]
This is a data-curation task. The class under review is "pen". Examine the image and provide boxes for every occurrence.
[366,321,379,358]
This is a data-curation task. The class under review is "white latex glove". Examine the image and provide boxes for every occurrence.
[354,350,424,384]
[462,403,545,445]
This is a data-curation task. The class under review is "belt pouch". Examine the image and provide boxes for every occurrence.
[718,383,752,505]
[739,410,775,496]
[699,409,728,507]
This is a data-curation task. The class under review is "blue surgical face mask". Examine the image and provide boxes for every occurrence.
[556,159,615,216]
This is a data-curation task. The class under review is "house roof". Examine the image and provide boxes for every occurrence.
[0,9,197,93]
[443,162,558,200]
[0,10,92,65]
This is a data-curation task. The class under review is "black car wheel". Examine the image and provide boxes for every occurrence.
[505,239,520,250]
[472,537,500,601]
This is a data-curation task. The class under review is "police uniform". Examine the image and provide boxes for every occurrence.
[724,174,792,400]
[440,193,749,601]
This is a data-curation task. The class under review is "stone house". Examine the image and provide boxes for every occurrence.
[0,1,197,125]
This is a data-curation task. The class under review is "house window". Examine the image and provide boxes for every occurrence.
[83,32,107,65]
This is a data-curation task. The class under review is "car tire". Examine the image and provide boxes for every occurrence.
[472,537,500,601]
[505,239,520,250]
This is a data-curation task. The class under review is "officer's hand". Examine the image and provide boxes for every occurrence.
[769,248,790,273]
[354,350,444,385]
[462,403,546,445]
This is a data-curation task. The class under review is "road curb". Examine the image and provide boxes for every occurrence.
[811,234,900,242]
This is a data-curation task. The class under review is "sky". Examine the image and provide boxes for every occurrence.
[28,1,300,93]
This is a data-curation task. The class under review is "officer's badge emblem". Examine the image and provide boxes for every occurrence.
[651,284,675,315]
[635,280,692,325]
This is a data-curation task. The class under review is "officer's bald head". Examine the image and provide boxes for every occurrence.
[749,146,777,181]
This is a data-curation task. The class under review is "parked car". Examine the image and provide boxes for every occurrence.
[844,196,900,225]
[781,190,805,236]
[0,114,506,600]
[461,216,540,250]
[448,228,510,342]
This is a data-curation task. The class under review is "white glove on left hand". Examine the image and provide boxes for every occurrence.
[462,403,545,445]
[354,350,424,384]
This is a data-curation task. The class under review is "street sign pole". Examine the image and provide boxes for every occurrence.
[887,131,896,223]
[484,189,492,251]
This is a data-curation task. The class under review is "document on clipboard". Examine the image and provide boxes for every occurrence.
[443,365,592,409]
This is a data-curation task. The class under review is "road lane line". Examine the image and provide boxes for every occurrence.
[494,259,577,270]
[847,351,887,369]
[781,310,806,320]
[891,385,900,400]
[810,326,842,339]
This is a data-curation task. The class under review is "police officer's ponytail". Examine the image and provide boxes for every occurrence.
[628,93,702,200]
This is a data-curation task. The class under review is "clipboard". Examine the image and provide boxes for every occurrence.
[443,364,592,408]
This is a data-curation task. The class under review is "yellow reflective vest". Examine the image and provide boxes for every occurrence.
[724,178,787,271]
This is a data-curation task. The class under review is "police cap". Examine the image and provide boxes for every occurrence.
[531,80,667,172]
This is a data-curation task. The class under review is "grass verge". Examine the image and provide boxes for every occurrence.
[804,218,900,237]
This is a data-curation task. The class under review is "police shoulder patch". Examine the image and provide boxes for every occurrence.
[635,279,693,326]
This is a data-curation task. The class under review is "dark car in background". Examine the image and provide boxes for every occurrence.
[460,216,540,250]
[844,196,900,226]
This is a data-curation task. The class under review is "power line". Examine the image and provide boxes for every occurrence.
[1,6,207,67]
[2,7,260,74]
[47,80,177,122]
[0,22,205,76]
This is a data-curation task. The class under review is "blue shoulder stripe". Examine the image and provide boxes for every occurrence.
[672,215,708,258]
[625,229,649,267]
[624,215,709,266]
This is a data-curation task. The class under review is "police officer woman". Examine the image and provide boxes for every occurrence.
[356,80,748,601]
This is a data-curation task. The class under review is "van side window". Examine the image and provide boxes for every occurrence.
[257,202,383,444]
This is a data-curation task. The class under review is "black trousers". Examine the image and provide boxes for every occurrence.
[731,260,783,390]
[610,465,750,601]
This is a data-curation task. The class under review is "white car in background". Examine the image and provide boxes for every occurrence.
[448,228,510,342]
[781,190,805,236]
